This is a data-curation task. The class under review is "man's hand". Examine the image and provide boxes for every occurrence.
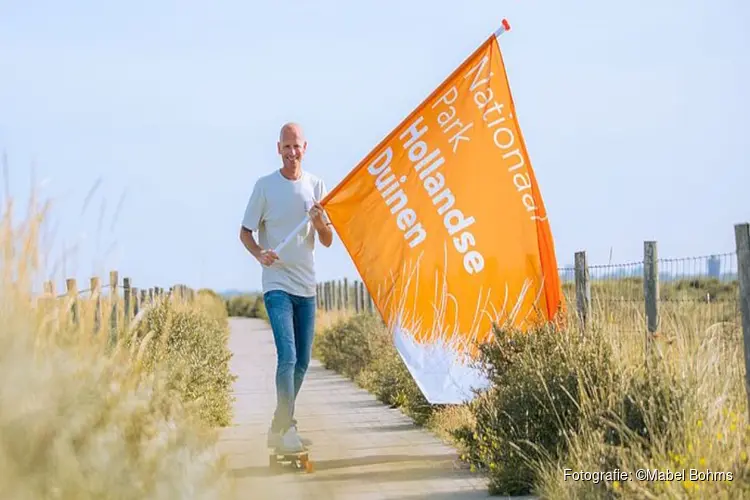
[256,249,279,267]
[309,200,333,247]
[240,227,279,266]
[309,201,327,231]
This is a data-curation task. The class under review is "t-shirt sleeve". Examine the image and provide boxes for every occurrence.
[241,181,265,231]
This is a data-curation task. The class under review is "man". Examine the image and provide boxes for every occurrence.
[239,122,333,452]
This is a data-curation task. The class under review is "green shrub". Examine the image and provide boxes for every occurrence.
[0,313,231,499]
[315,313,436,425]
[314,313,382,379]
[357,339,435,425]
[225,294,267,320]
[225,295,253,317]
[452,324,618,496]
[453,317,720,498]
[132,298,237,427]
[662,277,738,303]
[250,295,268,321]
[533,358,708,498]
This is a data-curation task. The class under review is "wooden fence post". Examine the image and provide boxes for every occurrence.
[574,250,591,330]
[66,278,78,325]
[343,278,349,310]
[109,270,119,340]
[132,286,139,317]
[91,276,101,333]
[734,223,750,420]
[123,277,132,325]
[644,241,659,336]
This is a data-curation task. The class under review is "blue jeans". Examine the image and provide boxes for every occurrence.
[263,290,316,433]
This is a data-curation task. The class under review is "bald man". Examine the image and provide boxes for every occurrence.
[240,122,333,452]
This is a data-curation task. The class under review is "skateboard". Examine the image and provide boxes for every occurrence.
[269,446,314,473]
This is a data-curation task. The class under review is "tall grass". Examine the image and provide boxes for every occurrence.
[313,281,750,497]
[0,191,233,498]
[523,298,750,499]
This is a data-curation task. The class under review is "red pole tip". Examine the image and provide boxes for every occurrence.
[502,19,511,31]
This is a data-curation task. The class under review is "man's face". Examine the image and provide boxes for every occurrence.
[278,127,307,168]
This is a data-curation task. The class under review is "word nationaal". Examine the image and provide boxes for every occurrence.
[367,116,484,276]
[444,52,547,224]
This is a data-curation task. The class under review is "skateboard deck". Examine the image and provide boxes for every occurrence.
[269,447,314,473]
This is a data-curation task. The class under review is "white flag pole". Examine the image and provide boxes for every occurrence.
[272,215,311,255]
[271,19,511,256]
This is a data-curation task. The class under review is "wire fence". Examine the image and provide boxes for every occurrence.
[557,250,740,335]
[319,245,745,338]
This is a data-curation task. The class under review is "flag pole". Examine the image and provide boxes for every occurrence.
[494,18,511,38]
[271,18,512,256]
[272,214,313,255]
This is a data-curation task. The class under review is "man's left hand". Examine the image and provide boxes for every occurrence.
[309,201,328,230]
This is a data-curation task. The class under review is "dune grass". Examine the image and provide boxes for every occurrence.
[312,277,749,498]
[0,191,235,498]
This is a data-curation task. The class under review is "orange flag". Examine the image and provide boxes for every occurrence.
[321,22,564,404]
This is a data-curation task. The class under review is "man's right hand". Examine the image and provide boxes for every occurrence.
[256,249,279,267]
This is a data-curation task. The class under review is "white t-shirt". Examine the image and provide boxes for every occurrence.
[241,169,328,297]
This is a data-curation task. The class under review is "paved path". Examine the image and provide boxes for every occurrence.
[218,317,498,500]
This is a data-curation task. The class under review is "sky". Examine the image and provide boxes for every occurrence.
[1,0,748,293]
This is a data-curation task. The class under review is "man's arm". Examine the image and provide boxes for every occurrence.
[316,222,333,247]
[240,227,279,265]
[239,226,262,260]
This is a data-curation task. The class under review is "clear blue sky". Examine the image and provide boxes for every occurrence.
[2,1,748,293]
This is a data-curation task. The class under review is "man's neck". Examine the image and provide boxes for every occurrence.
[279,165,302,180]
